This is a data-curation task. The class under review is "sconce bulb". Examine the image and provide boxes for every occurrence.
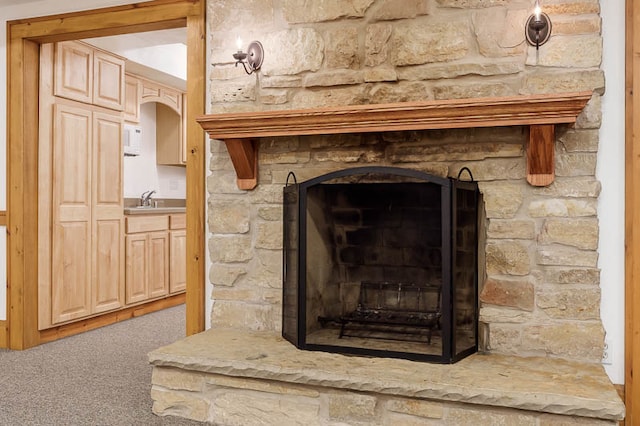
[534,4,541,20]
[236,36,243,51]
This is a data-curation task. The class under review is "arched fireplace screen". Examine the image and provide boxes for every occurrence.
[283,166,479,363]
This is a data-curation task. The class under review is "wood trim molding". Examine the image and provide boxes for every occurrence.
[39,294,185,344]
[198,91,592,189]
[0,212,6,227]
[0,320,7,348]
[185,0,207,336]
[6,0,206,349]
[8,1,197,41]
[626,0,638,422]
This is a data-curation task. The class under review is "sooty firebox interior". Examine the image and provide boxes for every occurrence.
[283,166,479,363]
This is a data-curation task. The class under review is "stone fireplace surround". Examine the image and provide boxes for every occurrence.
[149,94,625,424]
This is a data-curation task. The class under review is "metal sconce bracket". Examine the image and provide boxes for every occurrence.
[526,11,552,50]
[233,40,264,75]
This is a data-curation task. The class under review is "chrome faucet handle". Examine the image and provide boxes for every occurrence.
[141,190,156,207]
[140,191,149,206]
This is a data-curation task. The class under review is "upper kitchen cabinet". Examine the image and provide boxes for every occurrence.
[134,76,186,166]
[54,40,125,111]
[156,97,186,166]
[124,74,141,123]
[140,77,182,112]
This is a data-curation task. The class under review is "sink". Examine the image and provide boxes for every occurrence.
[124,206,186,215]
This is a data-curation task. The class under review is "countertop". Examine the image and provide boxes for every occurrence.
[124,206,186,215]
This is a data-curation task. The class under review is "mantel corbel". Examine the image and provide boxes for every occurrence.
[197,91,592,190]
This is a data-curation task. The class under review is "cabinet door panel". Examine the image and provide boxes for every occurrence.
[125,234,148,304]
[156,103,184,166]
[51,103,92,324]
[54,41,93,104]
[92,110,124,312]
[93,220,123,313]
[55,105,92,205]
[170,230,187,293]
[124,74,140,123]
[52,222,92,323]
[148,232,169,298]
[93,50,125,111]
[93,111,123,207]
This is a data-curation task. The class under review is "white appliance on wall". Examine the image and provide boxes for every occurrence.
[123,123,142,156]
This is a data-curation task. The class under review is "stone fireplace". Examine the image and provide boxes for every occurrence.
[149,0,625,424]
[283,166,479,363]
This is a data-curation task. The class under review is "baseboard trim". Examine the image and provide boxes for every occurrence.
[0,320,7,348]
[39,293,186,344]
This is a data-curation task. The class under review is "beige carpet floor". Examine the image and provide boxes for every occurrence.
[0,305,204,425]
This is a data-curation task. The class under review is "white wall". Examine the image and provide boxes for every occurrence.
[121,44,187,81]
[123,103,186,200]
[599,1,626,384]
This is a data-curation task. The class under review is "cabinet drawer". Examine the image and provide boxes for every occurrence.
[126,215,169,233]
[170,214,186,230]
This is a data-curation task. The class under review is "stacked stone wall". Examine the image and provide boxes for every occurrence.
[207,0,605,363]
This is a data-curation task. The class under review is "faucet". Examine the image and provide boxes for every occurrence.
[140,190,156,207]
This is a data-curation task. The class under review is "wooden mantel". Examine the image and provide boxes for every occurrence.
[197,91,593,189]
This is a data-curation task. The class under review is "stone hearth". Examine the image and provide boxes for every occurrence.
[149,328,624,424]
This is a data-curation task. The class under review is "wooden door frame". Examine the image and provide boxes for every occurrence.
[627,0,639,422]
[5,0,206,349]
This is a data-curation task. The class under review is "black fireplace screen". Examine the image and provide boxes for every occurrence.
[283,166,479,363]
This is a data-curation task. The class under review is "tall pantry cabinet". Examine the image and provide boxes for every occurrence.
[38,41,125,329]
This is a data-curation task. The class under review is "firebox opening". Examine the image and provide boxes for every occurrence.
[283,167,480,363]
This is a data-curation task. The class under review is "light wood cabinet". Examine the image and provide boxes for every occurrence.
[50,103,93,324]
[125,216,170,304]
[148,232,170,298]
[54,41,93,105]
[156,102,185,166]
[93,50,126,110]
[169,214,187,293]
[92,111,125,313]
[170,230,187,293]
[48,102,124,325]
[140,78,182,112]
[124,74,140,123]
[39,42,124,329]
[134,76,186,166]
[125,233,149,304]
[54,40,124,111]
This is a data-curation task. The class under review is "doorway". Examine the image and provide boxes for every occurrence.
[5,0,206,349]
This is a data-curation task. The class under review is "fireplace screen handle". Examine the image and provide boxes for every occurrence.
[457,167,474,182]
[286,171,298,186]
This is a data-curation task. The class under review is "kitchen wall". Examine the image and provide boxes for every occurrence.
[123,103,187,200]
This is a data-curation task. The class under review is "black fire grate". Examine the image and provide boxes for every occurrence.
[339,281,441,344]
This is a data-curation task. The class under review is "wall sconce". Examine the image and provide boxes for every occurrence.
[233,37,264,75]
[525,1,552,50]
